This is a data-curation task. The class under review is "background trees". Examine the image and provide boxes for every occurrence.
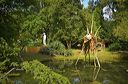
[99,0,128,50]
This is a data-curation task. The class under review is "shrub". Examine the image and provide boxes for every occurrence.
[0,38,20,70]
[41,41,73,56]
[63,49,73,56]
[108,43,121,51]
[43,41,65,55]
[41,46,52,55]
[49,41,65,51]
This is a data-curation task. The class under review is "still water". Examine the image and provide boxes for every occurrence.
[10,60,128,84]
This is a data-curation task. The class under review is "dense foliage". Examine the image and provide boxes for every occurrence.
[22,60,71,84]
[42,41,73,56]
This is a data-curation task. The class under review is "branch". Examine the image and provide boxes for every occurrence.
[1,68,15,79]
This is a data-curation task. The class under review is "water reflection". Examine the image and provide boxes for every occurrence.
[93,67,100,81]
[72,66,83,84]
[14,80,23,84]
[72,77,80,84]
[9,61,128,84]
[73,66,101,84]
[102,77,110,84]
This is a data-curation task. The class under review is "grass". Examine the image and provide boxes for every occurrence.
[21,49,128,63]
[97,49,121,62]
[97,49,128,62]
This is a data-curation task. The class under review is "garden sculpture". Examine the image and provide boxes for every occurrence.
[75,15,101,67]
[82,29,100,67]
[43,32,46,46]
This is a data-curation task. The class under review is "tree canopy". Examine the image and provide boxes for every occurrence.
[0,0,128,80]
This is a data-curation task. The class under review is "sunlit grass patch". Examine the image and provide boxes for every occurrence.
[21,49,128,63]
[97,49,128,62]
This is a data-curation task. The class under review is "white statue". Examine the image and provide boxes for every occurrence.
[43,33,46,46]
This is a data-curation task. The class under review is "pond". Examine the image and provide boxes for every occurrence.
[9,60,128,84]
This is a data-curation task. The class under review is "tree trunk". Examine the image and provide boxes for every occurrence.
[66,41,71,49]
